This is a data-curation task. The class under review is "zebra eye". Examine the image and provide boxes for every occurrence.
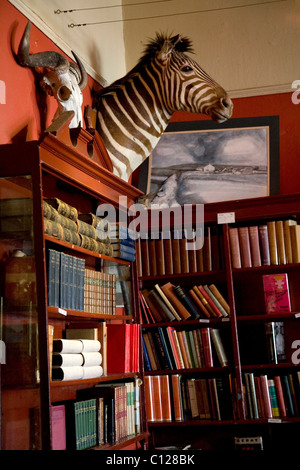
[181,65,193,73]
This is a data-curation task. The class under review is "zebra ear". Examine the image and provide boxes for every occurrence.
[157,39,174,62]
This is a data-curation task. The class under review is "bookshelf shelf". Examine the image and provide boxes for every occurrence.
[236,312,300,322]
[94,431,151,450]
[45,234,131,266]
[137,194,300,450]
[50,372,139,388]
[139,269,225,282]
[47,306,133,321]
[145,366,233,375]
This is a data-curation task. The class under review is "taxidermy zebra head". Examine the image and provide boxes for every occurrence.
[94,33,233,181]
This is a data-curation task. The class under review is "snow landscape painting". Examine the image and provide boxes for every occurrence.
[148,119,276,208]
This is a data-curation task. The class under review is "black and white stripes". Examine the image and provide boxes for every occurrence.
[95,34,233,181]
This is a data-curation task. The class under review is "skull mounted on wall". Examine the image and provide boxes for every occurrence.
[17,21,87,129]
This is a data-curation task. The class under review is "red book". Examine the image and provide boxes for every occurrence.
[160,375,172,421]
[188,288,211,319]
[107,324,131,373]
[144,376,155,421]
[260,375,273,418]
[148,239,157,276]
[171,375,184,421]
[166,326,182,369]
[197,285,223,318]
[200,328,213,367]
[162,230,173,275]
[274,375,287,418]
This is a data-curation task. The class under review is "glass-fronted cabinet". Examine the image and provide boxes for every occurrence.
[0,175,44,449]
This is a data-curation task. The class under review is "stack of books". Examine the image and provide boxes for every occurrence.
[109,224,136,262]
[52,338,103,381]
[139,282,230,323]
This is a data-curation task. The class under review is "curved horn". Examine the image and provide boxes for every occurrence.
[71,51,88,91]
[18,21,69,70]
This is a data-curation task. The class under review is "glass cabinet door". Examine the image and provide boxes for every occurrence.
[0,175,42,450]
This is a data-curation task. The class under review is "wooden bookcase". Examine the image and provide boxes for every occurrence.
[0,121,149,450]
[138,194,300,451]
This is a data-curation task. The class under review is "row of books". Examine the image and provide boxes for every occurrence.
[136,226,222,277]
[139,282,230,323]
[242,372,300,419]
[229,219,300,269]
[84,268,116,315]
[51,338,103,381]
[50,378,142,449]
[48,249,117,314]
[144,374,233,422]
[143,327,230,371]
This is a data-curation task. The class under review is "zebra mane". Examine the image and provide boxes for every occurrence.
[139,33,194,64]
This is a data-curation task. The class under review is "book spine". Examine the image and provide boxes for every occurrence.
[267,221,278,265]
[238,226,252,268]
[229,227,241,269]
[173,286,200,320]
[248,226,262,267]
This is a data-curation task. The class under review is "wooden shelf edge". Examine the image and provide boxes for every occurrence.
[145,366,233,376]
[50,372,140,388]
[92,431,150,450]
[142,317,230,328]
[44,234,130,265]
[139,269,225,281]
[47,306,133,321]
[147,417,300,427]
[237,312,300,322]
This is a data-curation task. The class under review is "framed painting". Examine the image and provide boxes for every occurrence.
[145,116,280,207]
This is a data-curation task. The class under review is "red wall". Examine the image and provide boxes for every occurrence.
[0,0,95,143]
[1,0,299,195]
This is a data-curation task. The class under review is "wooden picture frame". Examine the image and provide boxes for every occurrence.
[141,116,280,206]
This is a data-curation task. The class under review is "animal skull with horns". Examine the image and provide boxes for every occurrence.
[17,21,87,128]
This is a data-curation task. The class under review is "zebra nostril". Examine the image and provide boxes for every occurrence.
[221,97,230,108]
